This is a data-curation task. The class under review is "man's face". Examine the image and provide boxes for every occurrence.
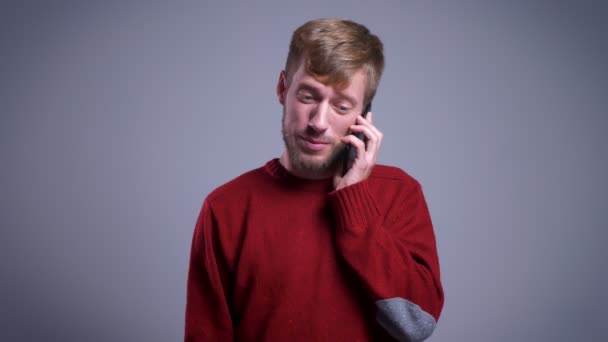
[277,61,368,178]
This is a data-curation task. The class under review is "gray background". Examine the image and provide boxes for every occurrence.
[1,0,607,341]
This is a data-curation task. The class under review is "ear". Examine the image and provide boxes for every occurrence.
[276,70,287,105]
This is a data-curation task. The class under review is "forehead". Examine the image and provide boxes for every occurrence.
[290,61,367,102]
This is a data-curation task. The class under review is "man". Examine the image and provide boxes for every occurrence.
[185,18,444,341]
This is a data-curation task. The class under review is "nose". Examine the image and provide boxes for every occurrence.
[308,101,330,133]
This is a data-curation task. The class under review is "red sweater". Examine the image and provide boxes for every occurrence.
[185,159,443,341]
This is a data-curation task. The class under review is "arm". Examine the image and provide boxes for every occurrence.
[184,200,234,341]
[328,177,444,342]
[332,111,443,341]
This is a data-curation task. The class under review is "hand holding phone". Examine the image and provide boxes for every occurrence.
[342,102,372,176]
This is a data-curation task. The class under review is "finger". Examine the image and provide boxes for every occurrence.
[356,113,381,135]
[349,124,378,146]
[341,134,366,149]
[365,123,383,155]
[333,168,343,186]
[349,125,382,162]
[356,113,373,127]
[341,134,366,159]
[355,114,383,147]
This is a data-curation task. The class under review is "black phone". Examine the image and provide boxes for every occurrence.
[342,102,372,176]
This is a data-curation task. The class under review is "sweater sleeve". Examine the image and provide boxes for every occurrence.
[328,178,444,342]
[184,199,234,341]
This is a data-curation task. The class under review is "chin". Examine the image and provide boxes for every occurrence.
[300,155,332,169]
[282,126,345,176]
[290,145,344,176]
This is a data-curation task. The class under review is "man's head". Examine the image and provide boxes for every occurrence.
[277,18,384,179]
[284,18,384,105]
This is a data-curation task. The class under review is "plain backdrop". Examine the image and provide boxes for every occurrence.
[1,1,607,341]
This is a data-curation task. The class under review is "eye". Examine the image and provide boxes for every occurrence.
[335,103,352,114]
[297,91,316,103]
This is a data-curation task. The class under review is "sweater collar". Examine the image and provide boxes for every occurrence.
[264,158,334,192]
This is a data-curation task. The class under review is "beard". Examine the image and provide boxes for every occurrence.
[281,110,346,178]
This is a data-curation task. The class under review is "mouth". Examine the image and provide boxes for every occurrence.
[298,136,331,152]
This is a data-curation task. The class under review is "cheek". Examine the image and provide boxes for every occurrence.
[283,111,305,133]
[333,117,355,135]
[285,104,310,127]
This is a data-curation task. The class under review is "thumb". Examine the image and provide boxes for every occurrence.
[333,146,348,189]
[333,168,343,189]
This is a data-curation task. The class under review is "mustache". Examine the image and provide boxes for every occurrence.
[299,126,334,143]
[297,133,333,144]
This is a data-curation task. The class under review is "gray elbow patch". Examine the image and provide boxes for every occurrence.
[375,297,436,342]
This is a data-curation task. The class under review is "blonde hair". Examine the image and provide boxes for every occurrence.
[284,18,385,104]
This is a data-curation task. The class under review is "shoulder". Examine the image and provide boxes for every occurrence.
[367,165,430,216]
[370,164,421,189]
[205,165,267,204]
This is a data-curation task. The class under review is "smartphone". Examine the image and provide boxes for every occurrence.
[342,102,372,176]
